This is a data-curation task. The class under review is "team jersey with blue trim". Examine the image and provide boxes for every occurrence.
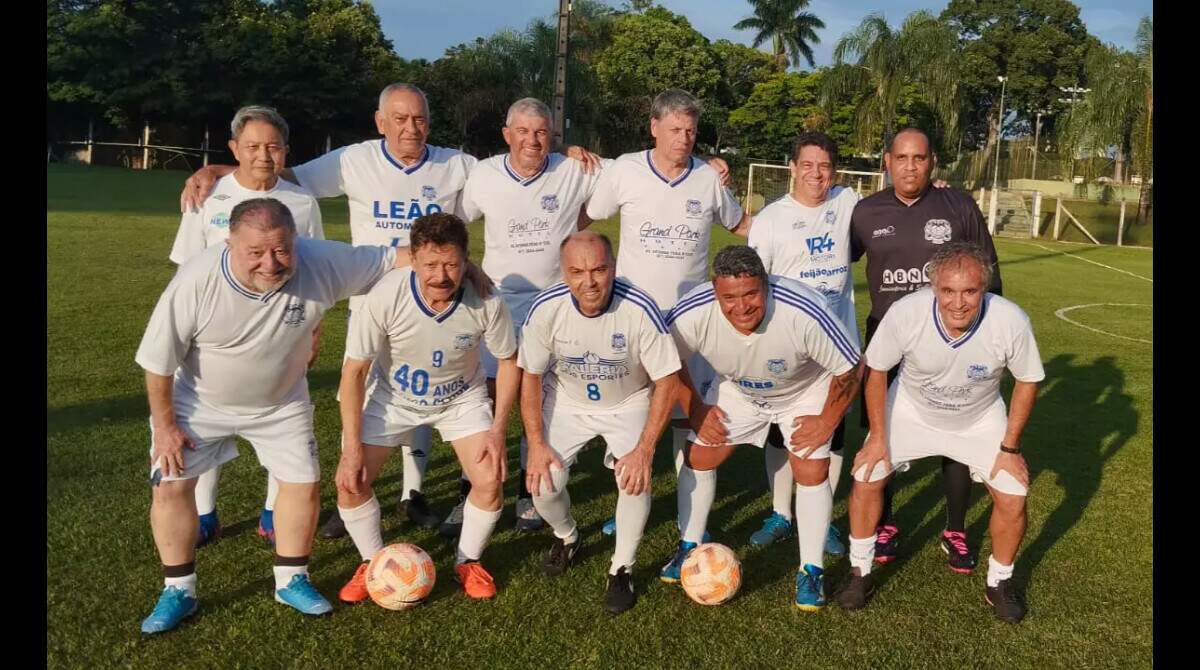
[345,268,516,411]
[864,287,1044,431]
[136,239,395,417]
[169,174,324,264]
[666,275,860,407]
[748,187,860,346]
[292,140,476,248]
[586,151,743,311]
[518,279,681,414]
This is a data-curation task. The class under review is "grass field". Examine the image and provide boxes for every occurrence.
[47,164,1153,668]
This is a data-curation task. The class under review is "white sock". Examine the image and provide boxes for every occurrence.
[273,564,308,591]
[795,480,832,571]
[987,555,1014,587]
[164,573,197,597]
[849,534,878,576]
[264,474,278,512]
[339,496,383,562]
[530,467,575,539]
[611,482,651,575]
[194,465,220,516]
[400,425,432,501]
[828,451,844,499]
[672,428,689,475]
[678,465,716,544]
[765,445,793,519]
[456,499,502,563]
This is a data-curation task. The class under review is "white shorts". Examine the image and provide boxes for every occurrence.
[688,378,832,459]
[542,402,650,469]
[481,291,532,379]
[669,353,717,422]
[851,386,1026,496]
[148,398,319,484]
[361,396,493,447]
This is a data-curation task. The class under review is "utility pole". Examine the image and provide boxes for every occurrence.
[1031,108,1049,179]
[991,76,1007,193]
[553,0,571,147]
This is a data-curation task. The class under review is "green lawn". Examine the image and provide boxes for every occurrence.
[47,164,1152,668]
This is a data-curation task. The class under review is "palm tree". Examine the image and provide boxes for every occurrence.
[1132,16,1153,225]
[733,0,825,70]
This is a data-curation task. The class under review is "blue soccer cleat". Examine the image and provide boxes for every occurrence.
[825,525,847,557]
[140,586,197,634]
[749,512,794,546]
[794,564,826,611]
[601,516,617,536]
[257,509,275,546]
[196,510,221,548]
[659,540,698,584]
[274,574,333,615]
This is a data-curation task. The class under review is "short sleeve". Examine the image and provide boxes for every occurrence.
[798,303,860,376]
[716,184,744,231]
[483,297,517,360]
[638,312,682,381]
[517,304,554,374]
[306,240,396,300]
[305,198,325,240]
[343,289,389,362]
[1005,311,1045,383]
[135,277,199,376]
[292,147,348,199]
[460,170,484,223]
[864,307,906,372]
[585,167,621,221]
[168,210,206,265]
[748,216,773,274]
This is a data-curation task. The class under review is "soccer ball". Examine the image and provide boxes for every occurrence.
[366,543,436,610]
[680,543,742,605]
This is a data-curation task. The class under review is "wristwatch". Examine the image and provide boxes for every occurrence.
[999,443,1021,454]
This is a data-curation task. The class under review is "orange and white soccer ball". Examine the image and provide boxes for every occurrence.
[366,543,436,610]
[680,543,742,606]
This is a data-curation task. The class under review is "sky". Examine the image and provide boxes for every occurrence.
[377,0,1152,67]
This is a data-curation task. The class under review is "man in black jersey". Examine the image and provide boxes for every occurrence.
[845,127,1002,574]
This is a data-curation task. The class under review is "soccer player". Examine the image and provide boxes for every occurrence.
[169,105,324,549]
[136,198,410,634]
[664,245,862,610]
[836,242,1041,623]
[520,231,681,614]
[746,131,860,555]
[848,127,1003,571]
[334,213,518,602]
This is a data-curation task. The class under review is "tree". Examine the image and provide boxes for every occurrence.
[727,71,825,162]
[733,0,825,70]
[710,39,782,151]
[1132,17,1153,224]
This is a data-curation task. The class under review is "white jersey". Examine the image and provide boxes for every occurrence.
[519,279,681,414]
[748,187,859,343]
[587,151,743,311]
[667,275,860,408]
[136,239,395,417]
[292,140,476,248]
[865,287,1045,431]
[461,152,604,323]
[345,268,516,411]
[169,174,324,264]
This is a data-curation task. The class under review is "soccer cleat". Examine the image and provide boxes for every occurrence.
[824,525,847,557]
[319,509,347,539]
[515,497,544,532]
[257,509,275,546]
[543,532,583,577]
[399,490,440,529]
[604,566,637,615]
[196,510,221,548]
[439,498,465,538]
[749,512,793,546]
[659,540,698,584]
[985,578,1026,623]
[873,524,900,564]
[274,574,333,615]
[455,561,497,599]
[835,570,874,610]
[601,516,617,536]
[140,586,197,634]
[338,562,371,604]
[794,564,826,611]
[940,530,976,574]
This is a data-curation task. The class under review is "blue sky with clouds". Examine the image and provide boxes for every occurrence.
[378,0,1151,66]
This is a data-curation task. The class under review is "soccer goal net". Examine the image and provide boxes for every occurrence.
[745,164,887,215]
[835,170,886,197]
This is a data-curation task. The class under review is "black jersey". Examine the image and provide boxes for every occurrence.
[850,185,1002,321]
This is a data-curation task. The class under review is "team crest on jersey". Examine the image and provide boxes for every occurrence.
[454,334,476,351]
[685,199,703,217]
[924,219,953,244]
[283,303,306,326]
[792,218,807,230]
[825,210,836,224]
[541,194,560,213]
[422,185,437,200]
[767,359,788,375]
[213,194,231,201]
[210,212,231,229]
[611,333,627,351]
[966,364,990,380]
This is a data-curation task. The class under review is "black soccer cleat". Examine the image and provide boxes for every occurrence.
[985,578,1026,623]
[604,566,637,615]
[439,497,465,539]
[835,570,875,611]
[543,532,583,577]
[319,509,347,539]
[399,490,440,529]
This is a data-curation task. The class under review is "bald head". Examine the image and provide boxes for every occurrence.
[887,127,931,154]
[560,230,614,261]
[560,231,616,316]
[885,127,935,201]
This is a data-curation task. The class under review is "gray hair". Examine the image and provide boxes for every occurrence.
[651,89,703,121]
[229,197,297,236]
[506,97,553,127]
[926,241,993,288]
[378,83,430,118]
[712,245,766,282]
[560,230,614,261]
[231,105,289,144]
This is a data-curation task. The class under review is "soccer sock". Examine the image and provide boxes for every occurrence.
[400,427,432,502]
[459,475,472,501]
[273,554,309,591]
[677,465,716,544]
[880,479,896,525]
[456,499,502,564]
[163,562,197,597]
[942,457,972,533]
[611,482,651,575]
[264,474,278,512]
[672,428,689,475]
[849,534,877,576]
[765,443,793,519]
[987,555,1014,587]
[339,496,383,562]
[795,481,832,571]
[530,467,575,540]
[828,450,844,500]
[194,465,219,517]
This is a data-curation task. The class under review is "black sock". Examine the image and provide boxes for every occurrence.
[163,562,195,578]
[942,457,972,533]
[274,554,309,567]
[459,476,472,500]
[518,469,531,499]
[880,479,895,525]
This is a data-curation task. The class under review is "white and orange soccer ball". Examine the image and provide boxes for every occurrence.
[366,543,436,610]
[680,543,742,606]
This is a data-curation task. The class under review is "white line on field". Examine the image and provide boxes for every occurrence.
[1011,240,1153,282]
[1053,303,1152,344]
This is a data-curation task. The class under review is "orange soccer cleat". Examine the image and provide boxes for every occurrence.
[338,562,371,603]
[454,561,497,600]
